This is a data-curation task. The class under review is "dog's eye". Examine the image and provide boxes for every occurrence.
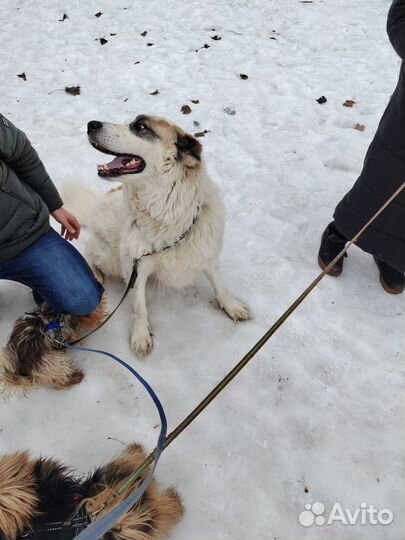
[136,123,147,131]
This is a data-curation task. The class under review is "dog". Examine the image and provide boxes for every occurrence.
[0,296,107,394]
[0,442,183,540]
[64,115,250,356]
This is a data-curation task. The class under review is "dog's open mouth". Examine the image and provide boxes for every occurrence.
[97,155,145,177]
[91,140,146,177]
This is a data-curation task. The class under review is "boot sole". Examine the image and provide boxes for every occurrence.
[373,257,404,295]
[318,255,342,277]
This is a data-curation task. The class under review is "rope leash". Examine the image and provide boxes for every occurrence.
[83,181,405,521]
[68,261,139,346]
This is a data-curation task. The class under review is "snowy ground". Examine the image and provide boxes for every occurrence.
[0,0,404,538]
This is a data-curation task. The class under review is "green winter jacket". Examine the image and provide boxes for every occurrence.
[0,114,63,262]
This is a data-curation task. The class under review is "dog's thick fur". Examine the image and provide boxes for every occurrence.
[64,115,249,356]
[0,296,107,394]
[0,443,183,540]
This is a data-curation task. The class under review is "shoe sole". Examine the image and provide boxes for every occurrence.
[373,257,404,295]
[318,255,342,277]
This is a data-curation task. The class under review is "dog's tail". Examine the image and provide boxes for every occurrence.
[60,182,101,226]
[0,452,39,540]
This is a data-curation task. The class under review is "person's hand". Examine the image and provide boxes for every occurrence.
[52,207,81,241]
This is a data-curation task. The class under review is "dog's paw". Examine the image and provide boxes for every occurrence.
[56,369,85,389]
[130,330,153,357]
[66,369,85,387]
[219,294,250,322]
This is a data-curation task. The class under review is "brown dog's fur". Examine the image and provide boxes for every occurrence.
[0,294,108,395]
[0,452,39,540]
[0,443,183,540]
[84,444,184,540]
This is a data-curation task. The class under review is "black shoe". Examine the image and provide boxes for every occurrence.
[318,222,347,277]
[374,257,405,294]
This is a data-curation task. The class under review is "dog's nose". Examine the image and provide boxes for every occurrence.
[87,120,103,133]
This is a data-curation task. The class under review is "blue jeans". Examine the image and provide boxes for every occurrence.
[0,228,103,316]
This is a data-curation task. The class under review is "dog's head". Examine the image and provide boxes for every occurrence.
[87,115,202,182]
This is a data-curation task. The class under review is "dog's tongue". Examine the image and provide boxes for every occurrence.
[97,155,143,176]
[105,156,128,168]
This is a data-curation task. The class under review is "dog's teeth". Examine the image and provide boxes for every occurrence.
[126,159,138,167]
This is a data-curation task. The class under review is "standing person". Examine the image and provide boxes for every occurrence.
[0,113,103,314]
[318,0,405,294]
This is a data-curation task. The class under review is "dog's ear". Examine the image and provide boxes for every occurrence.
[176,132,202,167]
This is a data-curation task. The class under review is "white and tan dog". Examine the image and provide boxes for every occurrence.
[65,115,249,356]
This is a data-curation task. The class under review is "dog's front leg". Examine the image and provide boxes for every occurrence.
[126,256,155,356]
[204,263,250,321]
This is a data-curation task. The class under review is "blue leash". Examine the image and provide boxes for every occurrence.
[63,344,167,540]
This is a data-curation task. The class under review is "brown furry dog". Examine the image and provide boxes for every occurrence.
[0,443,183,540]
[0,295,107,394]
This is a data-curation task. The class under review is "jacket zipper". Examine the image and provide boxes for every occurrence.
[1,184,38,213]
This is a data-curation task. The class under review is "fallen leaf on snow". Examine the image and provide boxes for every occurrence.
[17,72,27,81]
[240,73,249,80]
[95,11,103,17]
[191,99,200,104]
[147,43,154,46]
[354,123,365,131]
[181,105,192,114]
[150,89,160,95]
[141,30,148,36]
[316,96,327,104]
[59,13,68,21]
[65,85,81,95]
[343,99,356,107]
[99,37,108,45]
[193,120,200,126]
[194,130,211,137]
[211,35,222,40]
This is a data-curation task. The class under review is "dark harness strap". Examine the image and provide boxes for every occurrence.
[18,508,90,540]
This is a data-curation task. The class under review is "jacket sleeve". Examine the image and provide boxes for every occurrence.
[387,0,405,59]
[0,114,63,212]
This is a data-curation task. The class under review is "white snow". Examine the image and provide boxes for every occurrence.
[0,0,404,539]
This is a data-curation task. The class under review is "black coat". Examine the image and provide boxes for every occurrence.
[334,0,405,272]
